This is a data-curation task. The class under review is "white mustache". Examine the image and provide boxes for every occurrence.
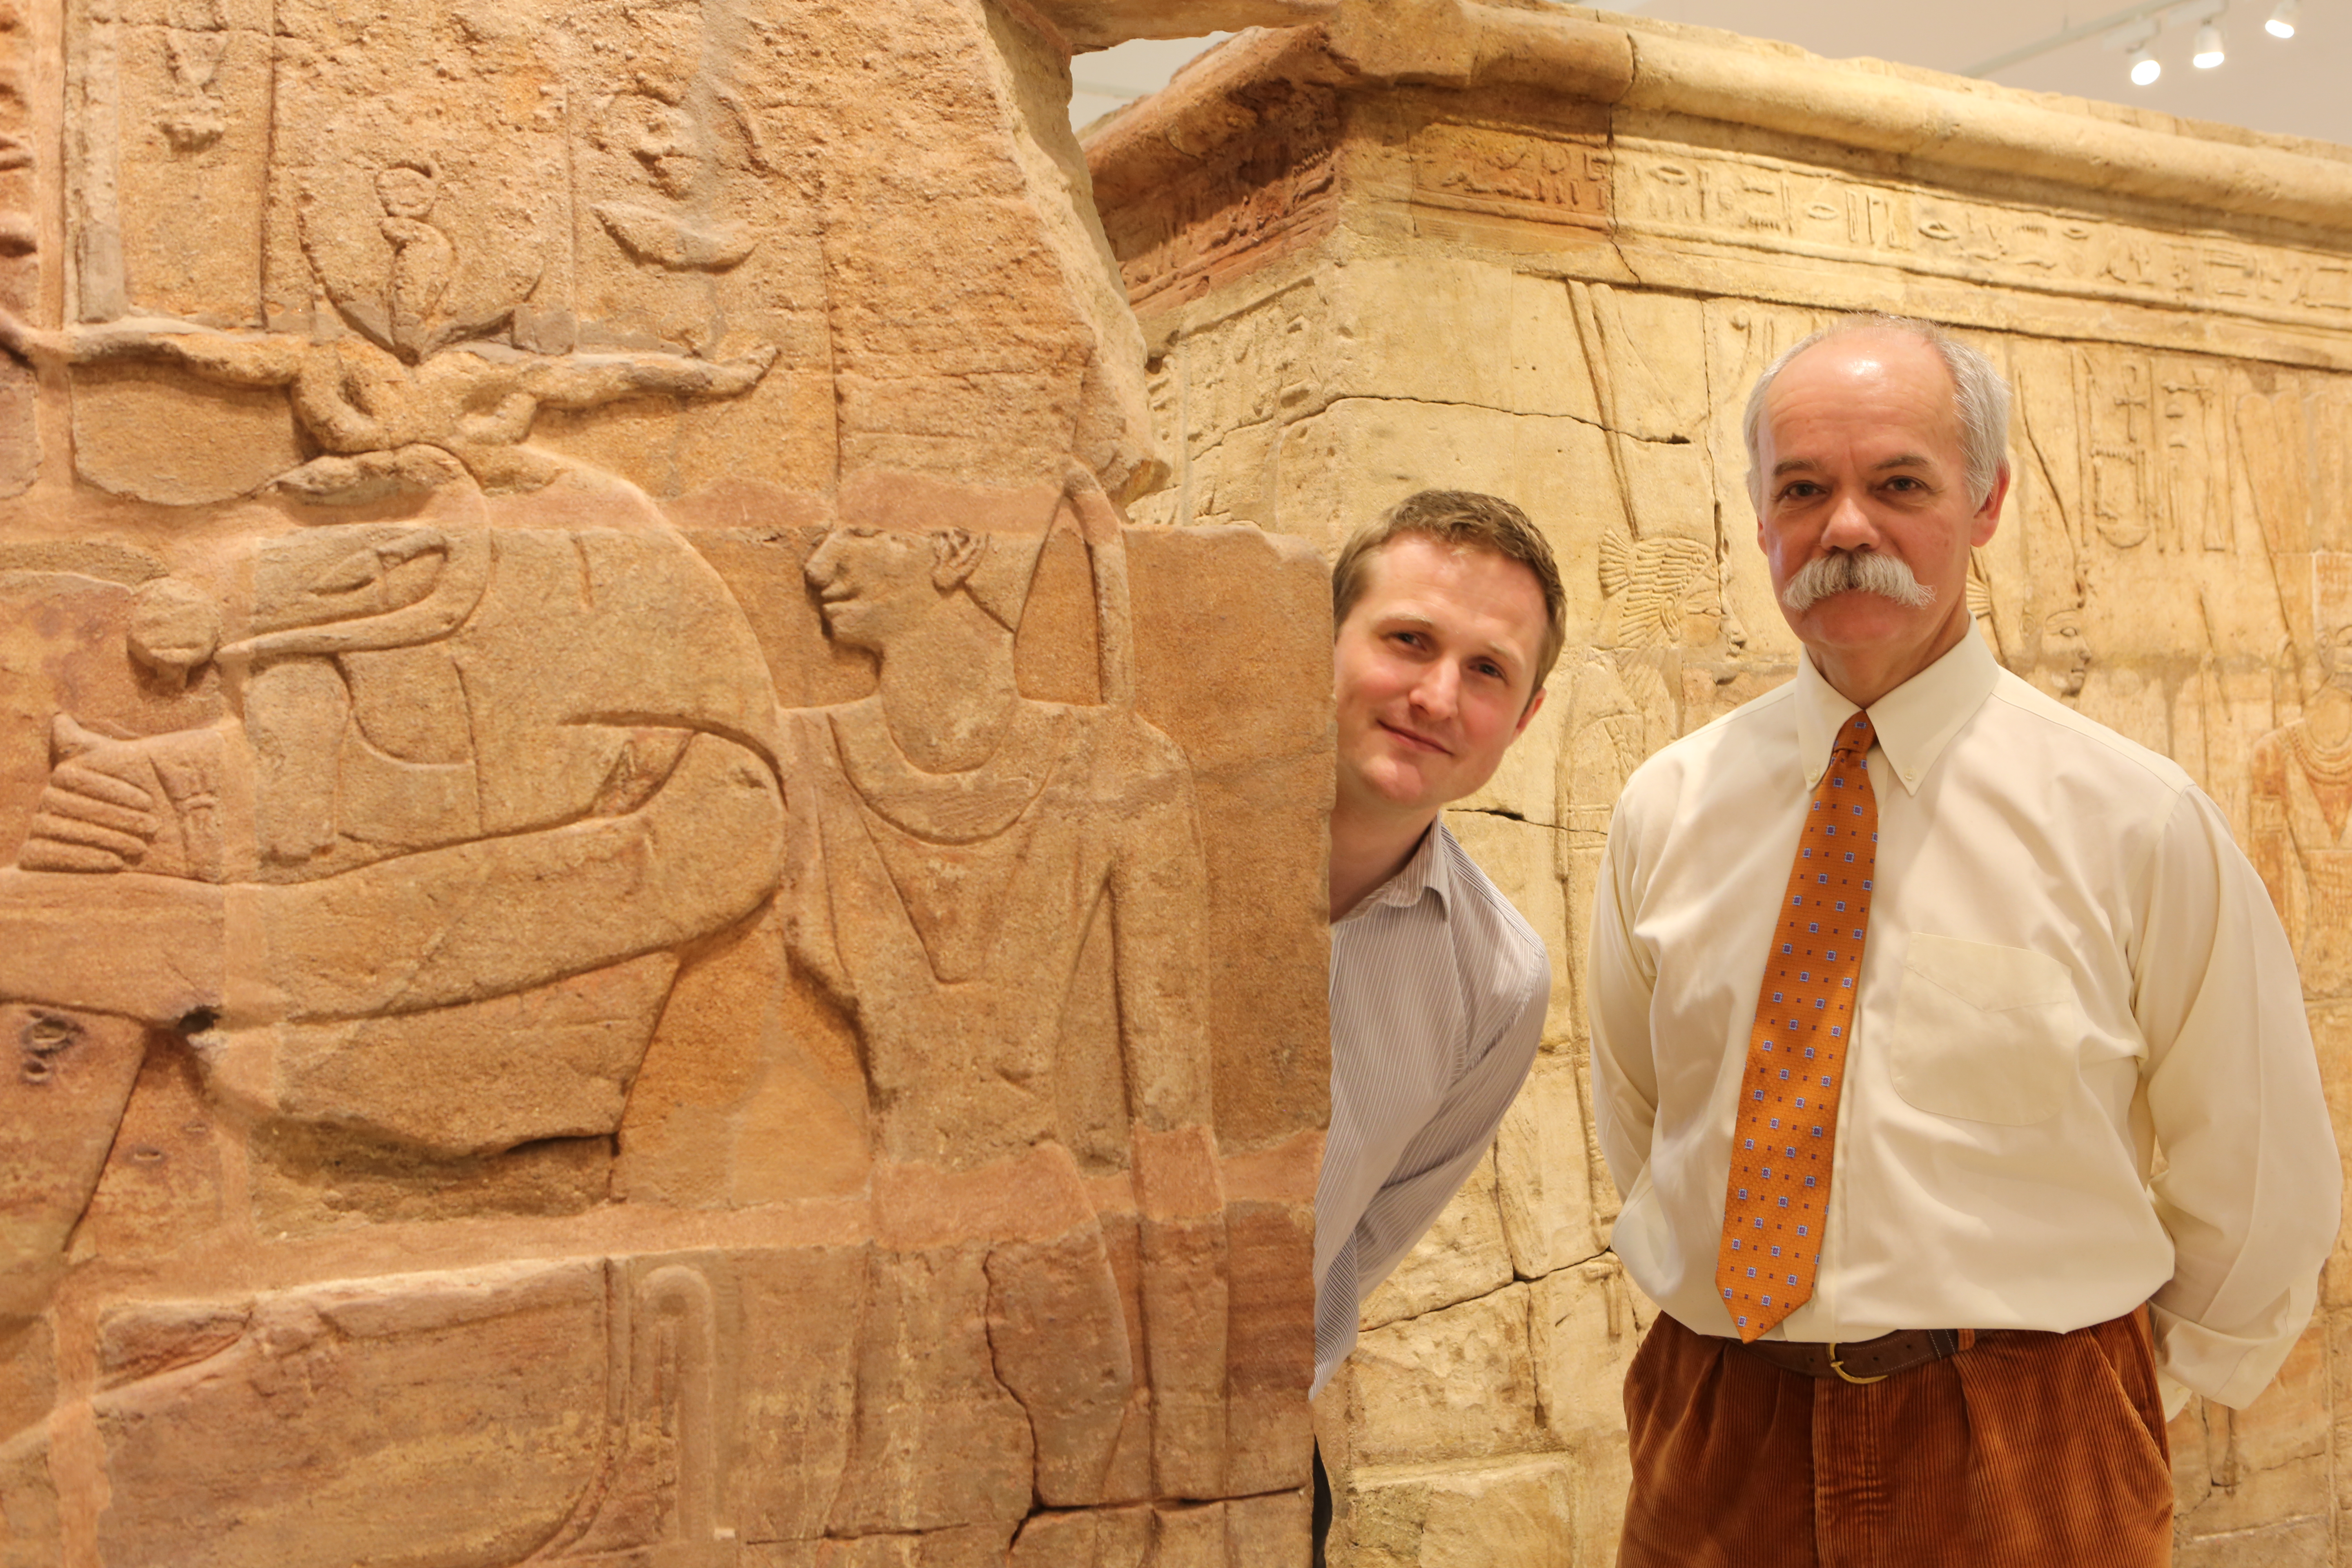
[1780,551,1936,613]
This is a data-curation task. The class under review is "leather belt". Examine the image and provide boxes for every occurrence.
[1725,1326,1980,1384]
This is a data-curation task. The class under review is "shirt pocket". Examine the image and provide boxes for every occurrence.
[1886,934,2083,1126]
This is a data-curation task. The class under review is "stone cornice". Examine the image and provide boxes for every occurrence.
[1087,0,2352,235]
[1040,0,1336,53]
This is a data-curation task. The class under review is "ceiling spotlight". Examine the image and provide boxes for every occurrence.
[2129,46,2163,82]
[2193,21,2226,65]
[2267,0,2299,37]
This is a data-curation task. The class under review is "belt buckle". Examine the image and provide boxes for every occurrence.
[1826,1340,1888,1385]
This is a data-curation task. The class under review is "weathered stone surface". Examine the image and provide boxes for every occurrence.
[1221,1159,1319,1498]
[2173,1316,2331,1553]
[1346,1285,1551,1468]
[0,4,32,502]
[1346,1457,1575,1568]
[1008,1503,1155,1568]
[1226,1486,1313,1565]
[1494,1053,1600,1279]
[1358,1149,1510,1332]
[1091,2,2352,1559]
[1529,1259,1652,1448]
[0,2,1334,1562]
[94,1261,613,1568]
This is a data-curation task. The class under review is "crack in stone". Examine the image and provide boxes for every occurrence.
[1525,1248,1613,1294]
[1370,1247,1628,1331]
[1453,804,1568,832]
[1308,392,1693,444]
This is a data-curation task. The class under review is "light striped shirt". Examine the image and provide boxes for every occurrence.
[1314,818,1550,1396]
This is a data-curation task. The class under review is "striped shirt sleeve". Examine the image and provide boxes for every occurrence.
[1313,823,1550,1396]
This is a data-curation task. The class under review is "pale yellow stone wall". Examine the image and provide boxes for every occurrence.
[1091,7,2352,1560]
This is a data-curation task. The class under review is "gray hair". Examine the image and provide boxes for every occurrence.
[1742,314,2013,511]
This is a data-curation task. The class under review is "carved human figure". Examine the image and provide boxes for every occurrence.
[1560,535,1711,837]
[0,309,775,500]
[2030,605,2093,700]
[779,472,1227,1515]
[1555,530,1735,1206]
[591,88,758,276]
[2251,574,2352,996]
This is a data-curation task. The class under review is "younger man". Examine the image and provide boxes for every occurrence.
[1313,490,1564,1544]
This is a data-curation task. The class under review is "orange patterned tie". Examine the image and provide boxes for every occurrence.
[1717,709,1878,1343]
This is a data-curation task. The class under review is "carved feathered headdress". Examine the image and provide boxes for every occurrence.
[1599,529,1716,649]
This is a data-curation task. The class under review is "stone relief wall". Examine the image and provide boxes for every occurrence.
[1087,6,2352,1563]
[0,0,1341,1564]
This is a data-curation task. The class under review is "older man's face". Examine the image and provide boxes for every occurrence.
[1754,331,2002,680]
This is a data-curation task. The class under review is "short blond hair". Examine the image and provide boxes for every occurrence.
[1332,489,1566,693]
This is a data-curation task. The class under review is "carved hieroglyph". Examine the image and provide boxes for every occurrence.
[1089,6,2352,1562]
[0,2,1337,1564]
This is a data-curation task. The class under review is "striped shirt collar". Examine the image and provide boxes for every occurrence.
[1338,818,1454,924]
[1794,629,1999,796]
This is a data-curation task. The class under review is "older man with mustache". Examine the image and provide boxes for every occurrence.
[1588,315,2337,1566]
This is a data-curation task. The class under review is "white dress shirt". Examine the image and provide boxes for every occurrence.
[1315,820,1548,1397]
[1590,632,2338,1410]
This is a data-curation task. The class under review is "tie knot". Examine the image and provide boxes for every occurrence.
[1831,710,1875,763]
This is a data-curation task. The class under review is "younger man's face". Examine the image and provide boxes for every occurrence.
[1333,535,1549,824]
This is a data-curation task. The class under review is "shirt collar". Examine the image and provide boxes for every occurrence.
[1339,818,1455,923]
[1793,630,2000,795]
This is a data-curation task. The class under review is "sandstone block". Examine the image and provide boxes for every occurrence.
[1359,1149,1511,1332]
[94,1261,614,1568]
[71,1039,223,1263]
[1346,1285,1550,1466]
[1040,1,1336,51]
[1225,1486,1313,1566]
[0,1426,54,1568]
[2170,1321,2331,1542]
[1151,1501,1227,1568]
[817,1521,1021,1568]
[1528,1259,1651,1447]
[1494,1054,1600,1279]
[1317,258,1600,423]
[1009,1504,1154,1568]
[0,1004,147,1314]
[737,1245,871,1546]
[1222,1190,1317,1498]
[1346,1457,1575,1568]
[2177,1520,2330,1568]
[1272,397,1620,564]
[829,1238,1037,1535]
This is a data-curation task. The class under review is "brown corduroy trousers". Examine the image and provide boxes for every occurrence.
[1618,1309,2174,1567]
